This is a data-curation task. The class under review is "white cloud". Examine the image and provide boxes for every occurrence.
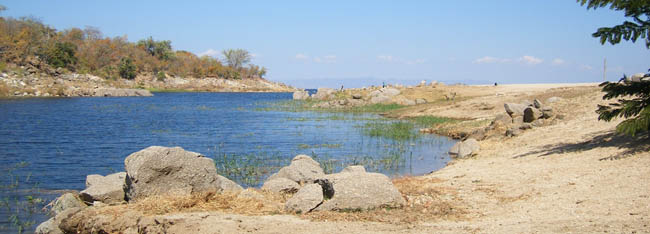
[250,53,260,58]
[519,55,543,65]
[198,49,220,57]
[551,58,565,65]
[324,55,337,60]
[377,55,393,61]
[295,53,309,60]
[473,56,510,64]
[406,58,427,65]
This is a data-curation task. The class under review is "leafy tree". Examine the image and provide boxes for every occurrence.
[46,42,77,69]
[118,57,136,79]
[580,0,650,136]
[222,49,250,70]
[137,36,173,60]
[259,66,267,78]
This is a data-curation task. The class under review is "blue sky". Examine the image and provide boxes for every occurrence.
[3,1,649,88]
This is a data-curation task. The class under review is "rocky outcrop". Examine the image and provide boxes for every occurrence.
[124,146,242,201]
[92,88,153,97]
[504,103,528,117]
[292,90,310,100]
[49,193,86,216]
[262,177,300,194]
[285,184,324,213]
[266,155,325,184]
[448,138,480,159]
[79,172,127,205]
[35,207,82,234]
[523,107,543,123]
[311,88,336,100]
[314,166,406,211]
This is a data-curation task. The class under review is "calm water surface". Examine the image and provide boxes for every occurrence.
[0,92,454,232]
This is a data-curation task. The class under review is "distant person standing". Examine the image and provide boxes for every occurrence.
[382,82,386,88]
[494,82,498,86]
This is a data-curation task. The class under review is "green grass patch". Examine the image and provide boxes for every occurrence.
[361,121,417,140]
[408,116,455,128]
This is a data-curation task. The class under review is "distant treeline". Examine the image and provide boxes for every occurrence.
[0,11,266,80]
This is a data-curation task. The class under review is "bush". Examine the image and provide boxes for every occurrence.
[46,42,77,69]
[156,71,166,81]
[118,57,136,80]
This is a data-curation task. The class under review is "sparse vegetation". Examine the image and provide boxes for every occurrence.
[360,121,418,140]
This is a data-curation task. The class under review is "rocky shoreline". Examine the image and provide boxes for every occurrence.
[36,146,405,233]
[0,62,295,98]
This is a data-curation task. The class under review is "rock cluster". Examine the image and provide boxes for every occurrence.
[448,138,480,159]
[36,146,242,233]
[262,155,405,213]
[497,98,557,137]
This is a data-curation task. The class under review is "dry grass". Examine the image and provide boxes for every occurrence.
[131,190,288,216]
[0,82,10,96]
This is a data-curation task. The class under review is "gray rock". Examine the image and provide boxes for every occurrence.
[448,138,480,159]
[533,99,543,109]
[217,175,244,193]
[523,107,542,123]
[292,90,310,100]
[50,193,86,216]
[520,100,533,107]
[380,87,401,96]
[532,119,546,127]
[267,155,325,184]
[79,172,126,205]
[504,103,527,117]
[262,178,300,194]
[351,93,362,99]
[396,97,416,106]
[314,166,405,211]
[415,98,427,105]
[519,123,533,130]
[338,99,349,106]
[546,96,563,103]
[312,88,336,100]
[370,94,391,104]
[541,107,554,119]
[93,88,153,97]
[35,207,82,234]
[492,113,513,126]
[512,116,524,125]
[124,146,240,201]
[506,128,522,137]
[285,184,323,213]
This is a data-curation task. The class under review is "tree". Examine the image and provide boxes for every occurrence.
[222,49,250,70]
[46,42,77,69]
[580,0,650,136]
[137,36,173,60]
[119,57,136,79]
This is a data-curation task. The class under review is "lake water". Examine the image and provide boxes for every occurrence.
[0,92,454,232]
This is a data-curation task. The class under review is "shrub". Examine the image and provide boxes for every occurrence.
[46,42,77,69]
[118,57,136,80]
[156,71,166,81]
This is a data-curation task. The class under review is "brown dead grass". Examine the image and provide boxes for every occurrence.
[131,190,288,216]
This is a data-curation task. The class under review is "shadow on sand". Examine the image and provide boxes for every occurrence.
[512,130,649,160]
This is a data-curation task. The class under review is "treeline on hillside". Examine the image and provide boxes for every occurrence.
[0,11,266,80]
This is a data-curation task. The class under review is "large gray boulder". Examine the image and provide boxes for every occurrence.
[523,107,543,123]
[35,207,82,234]
[292,90,310,100]
[380,87,401,96]
[267,155,325,184]
[546,96,563,103]
[285,184,324,213]
[630,73,646,82]
[504,103,527,117]
[311,88,336,100]
[369,95,391,104]
[79,172,126,205]
[448,138,480,159]
[314,166,405,211]
[124,146,242,201]
[50,193,86,216]
[261,177,300,194]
